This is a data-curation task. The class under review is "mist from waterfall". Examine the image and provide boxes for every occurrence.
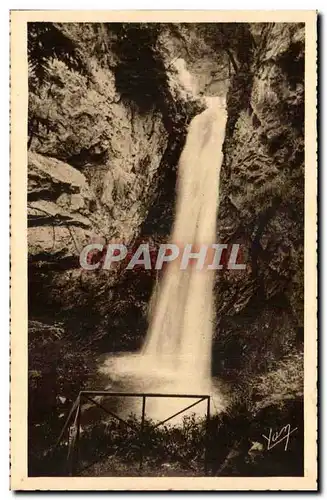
[99,96,227,422]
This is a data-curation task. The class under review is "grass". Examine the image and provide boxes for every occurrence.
[39,413,208,477]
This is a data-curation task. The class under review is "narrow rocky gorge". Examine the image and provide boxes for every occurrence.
[28,22,304,476]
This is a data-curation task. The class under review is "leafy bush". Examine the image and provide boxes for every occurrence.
[252,351,303,413]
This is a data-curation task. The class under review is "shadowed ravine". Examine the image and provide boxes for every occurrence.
[99,97,228,422]
[26,22,305,478]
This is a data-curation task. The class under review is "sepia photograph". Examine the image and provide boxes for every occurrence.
[10,10,317,491]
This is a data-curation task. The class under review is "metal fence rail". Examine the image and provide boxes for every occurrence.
[55,391,211,476]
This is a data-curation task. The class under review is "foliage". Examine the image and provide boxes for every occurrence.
[28,320,96,465]
[28,56,112,156]
[28,22,89,90]
[252,351,303,413]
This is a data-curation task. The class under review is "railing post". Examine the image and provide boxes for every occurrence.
[67,394,81,476]
[56,391,212,476]
[55,396,79,449]
[139,395,146,473]
[204,396,210,476]
[74,394,82,475]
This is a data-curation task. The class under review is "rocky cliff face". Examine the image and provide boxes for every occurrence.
[28,23,304,456]
[28,23,205,327]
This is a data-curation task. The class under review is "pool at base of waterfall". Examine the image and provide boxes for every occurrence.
[96,352,226,424]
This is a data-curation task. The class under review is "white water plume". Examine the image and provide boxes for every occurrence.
[100,96,228,422]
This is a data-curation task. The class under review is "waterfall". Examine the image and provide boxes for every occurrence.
[143,96,227,373]
[99,96,227,422]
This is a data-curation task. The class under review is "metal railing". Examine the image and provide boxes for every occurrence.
[55,391,211,476]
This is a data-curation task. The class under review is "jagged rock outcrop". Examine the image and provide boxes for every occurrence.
[213,23,304,380]
[28,22,305,477]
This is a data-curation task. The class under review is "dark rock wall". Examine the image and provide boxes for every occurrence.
[28,20,304,406]
[28,23,203,333]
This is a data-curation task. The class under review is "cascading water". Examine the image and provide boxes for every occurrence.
[99,96,227,422]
